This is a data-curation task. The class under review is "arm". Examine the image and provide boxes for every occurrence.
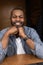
[0,29,8,62]
[18,27,43,58]
[18,27,35,50]
[0,26,18,62]
[26,28,43,58]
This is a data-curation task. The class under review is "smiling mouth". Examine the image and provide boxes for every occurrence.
[16,22,20,25]
[15,22,22,28]
[11,21,24,27]
[15,22,24,27]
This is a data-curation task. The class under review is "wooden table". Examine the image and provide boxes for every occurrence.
[0,54,43,65]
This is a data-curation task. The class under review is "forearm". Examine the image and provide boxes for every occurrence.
[1,32,9,49]
[25,37,43,58]
[0,42,8,62]
[20,32,35,50]
[26,38,35,50]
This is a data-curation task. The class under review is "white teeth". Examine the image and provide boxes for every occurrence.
[16,23,20,25]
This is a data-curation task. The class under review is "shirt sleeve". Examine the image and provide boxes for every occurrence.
[0,42,8,63]
[0,29,8,62]
[29,28,43,58]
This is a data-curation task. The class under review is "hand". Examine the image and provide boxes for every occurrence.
[18,27,27,38]
[7,26,18,35]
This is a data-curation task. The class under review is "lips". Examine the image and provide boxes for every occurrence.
[15,22,21,25]
[14,22,21,28]
[11,21,24,27]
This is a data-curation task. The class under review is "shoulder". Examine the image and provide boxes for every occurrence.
[24,26,38,36]
[0,27,9,38]
[0,27,9,33]
[24,26,36,32]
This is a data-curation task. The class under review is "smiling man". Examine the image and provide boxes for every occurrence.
[0,7,43,62]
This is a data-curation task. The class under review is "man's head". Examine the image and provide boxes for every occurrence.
[10,7,25,27]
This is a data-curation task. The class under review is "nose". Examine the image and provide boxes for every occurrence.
[16,17,20,21]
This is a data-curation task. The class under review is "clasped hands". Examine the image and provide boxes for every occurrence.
[7,26,27,39]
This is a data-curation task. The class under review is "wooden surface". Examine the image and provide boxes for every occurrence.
[0,54,43,65]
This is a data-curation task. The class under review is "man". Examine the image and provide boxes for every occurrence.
[0,7,43,62]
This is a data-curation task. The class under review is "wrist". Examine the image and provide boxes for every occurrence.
[23,35,29,41]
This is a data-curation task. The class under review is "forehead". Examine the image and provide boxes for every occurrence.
[12,10,24,16]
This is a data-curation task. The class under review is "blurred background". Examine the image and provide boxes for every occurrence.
[0,0,43,41]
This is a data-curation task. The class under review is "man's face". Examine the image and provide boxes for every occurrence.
[11,10,25,27]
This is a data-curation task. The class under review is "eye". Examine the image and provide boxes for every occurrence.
[12,16,17,18]
[19,16,24,18]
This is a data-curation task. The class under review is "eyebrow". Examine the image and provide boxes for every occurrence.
[12,15,24,17]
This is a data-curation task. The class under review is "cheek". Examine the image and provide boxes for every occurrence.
[21,18,24,22]
[11,18,16,22]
